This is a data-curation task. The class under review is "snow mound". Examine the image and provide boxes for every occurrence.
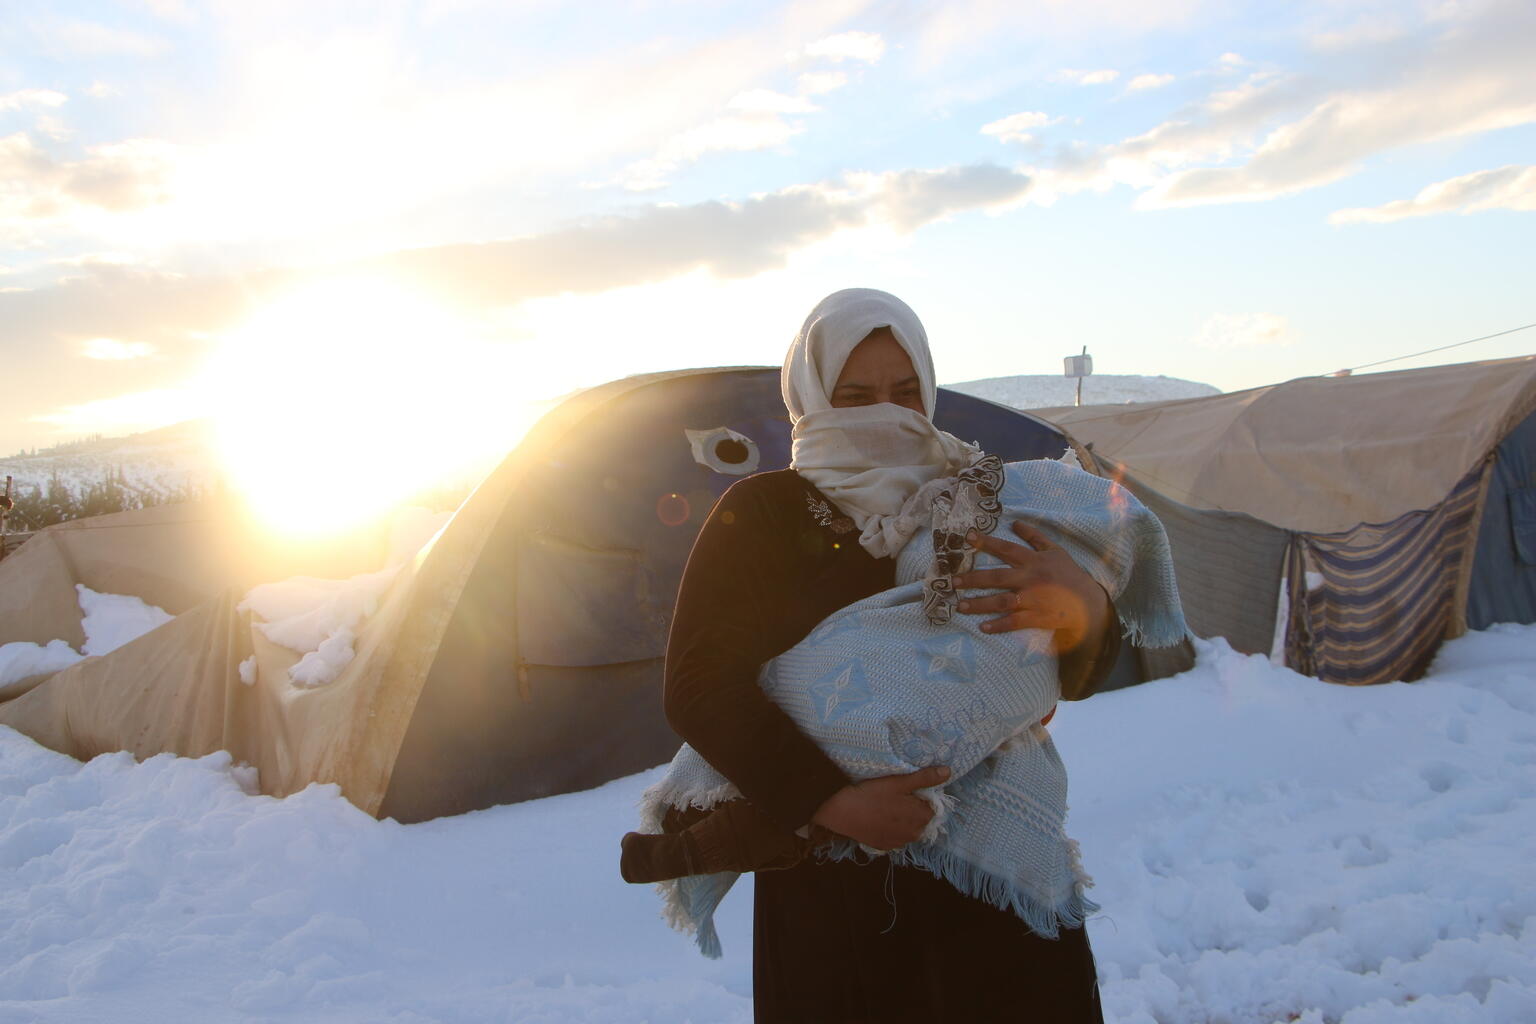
[0,587,174,698]
[237,507,450,689]
[945,373,1219,410]
[0,639,83,692]
[77,585,175,657]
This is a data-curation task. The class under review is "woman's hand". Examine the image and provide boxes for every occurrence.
[809,765,950,851]
[954,522,1111,655]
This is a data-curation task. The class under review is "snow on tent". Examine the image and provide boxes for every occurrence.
[1036,355,1536,686]
[0,367,1103,823]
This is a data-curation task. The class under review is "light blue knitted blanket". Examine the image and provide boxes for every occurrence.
[639,457,1187,957]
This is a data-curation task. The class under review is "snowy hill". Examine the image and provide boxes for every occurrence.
[944,373,1220,409]
[0,420,217,506]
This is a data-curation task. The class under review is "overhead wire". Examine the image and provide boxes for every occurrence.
[1330,321,1536,376]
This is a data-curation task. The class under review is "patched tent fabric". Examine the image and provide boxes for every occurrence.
[1039,356,1536,534]
[1,367,1096,822]
[1038,357,1536,685]
[0,500,394,650]
[1285,464,1489,685]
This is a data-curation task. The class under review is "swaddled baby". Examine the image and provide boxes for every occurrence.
[623,454,1186,958]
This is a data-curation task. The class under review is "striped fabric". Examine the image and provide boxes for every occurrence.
[1286,462,1491,685]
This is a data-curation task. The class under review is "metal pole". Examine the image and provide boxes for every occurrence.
[1075,346,1086,407]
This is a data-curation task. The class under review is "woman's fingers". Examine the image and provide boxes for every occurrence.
[955,591,1018,614]
[897,764,950,792]
[1010,520,1055,550]
[964,529,1036,566]
[952,566,1024,590]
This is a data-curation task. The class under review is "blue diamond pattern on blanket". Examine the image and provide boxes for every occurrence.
[919,632,977,683]
[807,612,863,646]
[809,658,872,723]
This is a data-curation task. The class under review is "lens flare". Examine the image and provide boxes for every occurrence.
[204,275,546,537]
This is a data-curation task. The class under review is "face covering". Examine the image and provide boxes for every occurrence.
[782,288,977,557]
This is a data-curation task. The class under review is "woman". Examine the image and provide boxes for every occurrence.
[662,289,1123,1022]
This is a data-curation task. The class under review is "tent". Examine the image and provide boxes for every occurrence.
[0,367,1102,822]
[1037,356,1536,685]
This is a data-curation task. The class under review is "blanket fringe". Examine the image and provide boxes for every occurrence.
[1119,615,1193,650]
[636,775,741,834]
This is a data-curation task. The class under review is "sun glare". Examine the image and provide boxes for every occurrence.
[206,276,547,538]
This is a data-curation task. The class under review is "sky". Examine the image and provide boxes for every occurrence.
[2,0,1534,453]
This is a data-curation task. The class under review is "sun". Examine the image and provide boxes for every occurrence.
[205,275,546,538]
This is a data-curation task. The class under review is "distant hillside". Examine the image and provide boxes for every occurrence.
[1,422,217,530]
[944,373,1219,410]
[3,420,216,505]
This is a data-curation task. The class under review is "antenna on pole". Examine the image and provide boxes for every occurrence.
[1064,346,1093,407]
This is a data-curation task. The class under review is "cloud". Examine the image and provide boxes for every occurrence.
[796,71,848,95]
[1138,0,1536,208]
[0,89,68,113]
[613,22,883,192]
[914,0,1207,66]
[728,89,820,115]
[616,95,814,191]
[4,162,1031,358]
[82,337,157,360]
[0,135,178,241]
[803,31,885,64]
[1057,68,1119,85]
[1330,164,1536,223]
[1193,312,1290,350]
[1026,72,1311,201]
[1017,0,1536,212]
[863,165,1034,231]
[981,111,1061,144]
[1126,73,1175,92]
[384,162,1033,302]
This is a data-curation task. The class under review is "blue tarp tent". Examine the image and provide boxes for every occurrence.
[379,366,1097,821]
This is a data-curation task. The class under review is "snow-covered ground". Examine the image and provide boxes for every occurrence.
[2,625,1532,1022]
[945,373,1220,409]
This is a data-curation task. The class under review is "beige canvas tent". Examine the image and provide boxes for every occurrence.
[1037,356,1536,684]
[0,367,1088,821]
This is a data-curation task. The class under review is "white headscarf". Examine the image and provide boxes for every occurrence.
[783,288,977,557]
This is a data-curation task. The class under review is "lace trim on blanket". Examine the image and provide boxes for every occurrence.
[922,453,1004,625]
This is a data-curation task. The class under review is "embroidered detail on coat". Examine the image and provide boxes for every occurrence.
[805,494,855,534]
